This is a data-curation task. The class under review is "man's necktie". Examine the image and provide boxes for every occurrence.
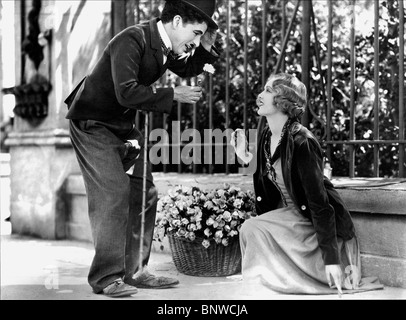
[159,36,178,62]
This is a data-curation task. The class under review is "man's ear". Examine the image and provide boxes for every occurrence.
[172,15,183,29]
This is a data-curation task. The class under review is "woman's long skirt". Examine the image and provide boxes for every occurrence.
[239,205,383,295]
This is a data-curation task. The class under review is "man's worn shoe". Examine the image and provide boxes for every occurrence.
[125,271,179,289]
[102,279,138,298]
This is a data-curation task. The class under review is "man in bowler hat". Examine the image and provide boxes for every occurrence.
[65,0,219,297]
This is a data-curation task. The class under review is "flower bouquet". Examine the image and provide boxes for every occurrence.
[154,184,256,276]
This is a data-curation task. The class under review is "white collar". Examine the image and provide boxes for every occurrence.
[157,20,172,51]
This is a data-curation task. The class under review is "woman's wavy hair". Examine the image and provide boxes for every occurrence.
[267,73,307,120]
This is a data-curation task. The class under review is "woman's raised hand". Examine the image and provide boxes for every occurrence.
[230,129,253,164]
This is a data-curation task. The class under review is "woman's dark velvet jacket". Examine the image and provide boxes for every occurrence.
[253,121,355,265]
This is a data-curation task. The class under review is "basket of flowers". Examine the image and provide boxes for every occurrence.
[154,184,256,277]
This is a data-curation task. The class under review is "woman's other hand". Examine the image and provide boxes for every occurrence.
[325,264,343,296]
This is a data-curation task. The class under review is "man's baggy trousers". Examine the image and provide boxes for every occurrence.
[69,118,157,293]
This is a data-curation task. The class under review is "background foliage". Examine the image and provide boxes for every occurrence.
[136,0,405,177]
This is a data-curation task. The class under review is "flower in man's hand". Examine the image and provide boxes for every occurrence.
[198,63,216,86]
[203,63,215,74]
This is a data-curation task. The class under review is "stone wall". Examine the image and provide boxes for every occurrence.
[333,178,406,289]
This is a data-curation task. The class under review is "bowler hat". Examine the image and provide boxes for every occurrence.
[181,0,218,29]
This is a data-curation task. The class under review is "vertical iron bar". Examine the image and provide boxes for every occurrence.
[149,112,153,155]
[138,110,149,273]
[349,0,356,177]
[311,6,327,131]
[399,0,405,177]
[135,0,140,24]
[149,111,154,133]
[301,0,311,128]
[21,0,26,84]
[135,110,140,129]
[209,73,213,174]
[262,0,266,87]
[112,0,127,36]
[162,113,168,173]
[111,1,114,44]
[225,0,230,174]
[192,98,197,174]
[281,0,286,72]
[177,76,184,174]
[274,0,300,74]
[177,100,182,173]
[257,0,272,139]
[125,0,132,27]
[243,0,248,130]
[373,0,380,176]
[257,0,271,139]
[326,0,333,162]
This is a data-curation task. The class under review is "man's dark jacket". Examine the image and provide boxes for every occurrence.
[65,18,217,120]
[253,121,355,265]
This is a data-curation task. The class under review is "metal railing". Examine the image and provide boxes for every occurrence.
[321,0,405,178]
[112,0,405,178]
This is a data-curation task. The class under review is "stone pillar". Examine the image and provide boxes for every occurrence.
[0,1,3,124]
[5,0,111,239]
[6,130,78,238]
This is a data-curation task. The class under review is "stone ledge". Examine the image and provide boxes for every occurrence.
[333,177,406,215]
[5,129,72,147]
[149,174,406,216]
[65,173,406,216]
[66,173,406,193]
[152,172,254,195]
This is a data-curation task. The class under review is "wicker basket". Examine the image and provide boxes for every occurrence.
[168,233,242,277]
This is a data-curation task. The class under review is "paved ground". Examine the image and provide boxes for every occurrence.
[1,230,405,301]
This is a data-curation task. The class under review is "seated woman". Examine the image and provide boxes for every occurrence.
[231,73,383,295]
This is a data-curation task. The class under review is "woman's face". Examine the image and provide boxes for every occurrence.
[256,79,278,117]
[171,16,208,55]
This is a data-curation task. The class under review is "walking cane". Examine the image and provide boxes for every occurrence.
[138,111,149,273]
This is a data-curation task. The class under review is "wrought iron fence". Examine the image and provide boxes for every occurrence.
[112,0,405,178]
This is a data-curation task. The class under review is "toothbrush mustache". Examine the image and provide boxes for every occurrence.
[185,43,195,52]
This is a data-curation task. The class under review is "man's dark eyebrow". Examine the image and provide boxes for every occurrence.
[194,30,204,35]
